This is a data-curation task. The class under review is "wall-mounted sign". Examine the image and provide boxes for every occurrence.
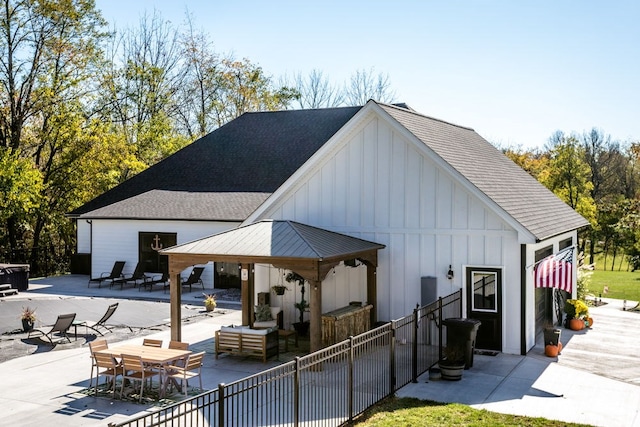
[241,268,248,281]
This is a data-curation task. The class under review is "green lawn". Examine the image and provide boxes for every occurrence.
[585,255,640,301]
[352,397,591,426]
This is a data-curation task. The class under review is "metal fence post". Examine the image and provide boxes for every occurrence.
[412,304,419,383]
[390,321,396,394]
[294,356,301,427]
[348,336,354,423]
[218,383,225,427]
[438,296,443,361]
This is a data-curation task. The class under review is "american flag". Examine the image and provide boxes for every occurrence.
[534,248,574,293]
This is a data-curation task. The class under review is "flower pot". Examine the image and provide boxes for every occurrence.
[22,319,33,332]
[293,321,309,337]
[273,286,286,296]
[568,318,585,331]
[438,361,465,381]
[205,304,215,312]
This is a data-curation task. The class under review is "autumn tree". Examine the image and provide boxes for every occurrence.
[0,0,108,271]
[541,132,596,224]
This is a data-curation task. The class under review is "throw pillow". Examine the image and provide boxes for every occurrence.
[255,304,272,322]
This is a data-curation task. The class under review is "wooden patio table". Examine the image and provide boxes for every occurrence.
[96,344,192,398]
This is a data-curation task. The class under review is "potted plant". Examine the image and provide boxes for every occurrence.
[203,293,217,312]
[21,306,37,332]
[564,299,589,330]
[286,271,309,336]
[271,284,288,296]
[438,345,466,381]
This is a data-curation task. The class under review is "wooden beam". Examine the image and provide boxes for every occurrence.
[241,263,252,326]
[169,261,182,342]
[309,279,322,352]
[367,263,377,326]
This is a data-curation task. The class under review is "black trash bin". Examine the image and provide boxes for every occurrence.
[0,264,30,291]
[442,317,482,369]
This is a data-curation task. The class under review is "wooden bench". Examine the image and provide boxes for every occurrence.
[215,326,279,363]
[0,284,18,297]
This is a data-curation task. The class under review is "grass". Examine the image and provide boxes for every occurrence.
[351,397,591,426]
[584,253,640,301]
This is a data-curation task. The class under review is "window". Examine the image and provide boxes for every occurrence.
[214,262,241,289]
[471,271,497,312]
[139,232,177,273]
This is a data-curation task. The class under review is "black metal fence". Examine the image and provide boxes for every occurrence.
[110,290,462,427]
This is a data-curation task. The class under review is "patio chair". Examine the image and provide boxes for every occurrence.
[168,340,189,367]
[80,303,119,336]
[88,339,109,388]
[88,261,125,288]
[93,352,122,397]
[166,351,205,397]
[143,338,163,348]
[181,266,205,293]
[112,262,149,290]
[140,272,169,292]
[120,353,159,402]
[28,313,77,345]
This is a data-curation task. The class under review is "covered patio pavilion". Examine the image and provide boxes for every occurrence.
[161,220,386,352]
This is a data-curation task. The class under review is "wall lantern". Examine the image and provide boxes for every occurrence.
[446,265,454,280]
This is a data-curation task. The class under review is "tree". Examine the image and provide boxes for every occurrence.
[288,69,342,109]
[0,0,108,269]
[344,68,396,105]
[541,133,596,224]
[97,10,189,175]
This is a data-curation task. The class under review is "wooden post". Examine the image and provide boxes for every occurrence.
[367,263,378,326]
[170,268,182,342]
[241,263,253,326]
[309,279,322,352]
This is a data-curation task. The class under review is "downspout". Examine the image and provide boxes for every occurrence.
[87,219,92,276]
[520,244,527,355]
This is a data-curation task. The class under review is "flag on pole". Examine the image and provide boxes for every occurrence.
[534,248,574,293]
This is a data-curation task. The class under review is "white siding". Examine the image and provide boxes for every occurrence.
[89,219,239,287]
[260,113,524,353]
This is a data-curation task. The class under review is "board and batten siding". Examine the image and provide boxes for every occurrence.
[88,219,239,286]
[259,113,523,353]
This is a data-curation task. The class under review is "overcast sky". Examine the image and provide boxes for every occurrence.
[95,0,639,150]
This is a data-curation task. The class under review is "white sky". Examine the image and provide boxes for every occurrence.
[95,0,639,150]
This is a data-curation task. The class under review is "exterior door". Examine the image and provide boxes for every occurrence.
[466,267,502,351]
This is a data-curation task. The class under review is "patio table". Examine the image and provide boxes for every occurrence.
[96,344,192,398]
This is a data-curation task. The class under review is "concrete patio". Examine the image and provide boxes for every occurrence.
[0,275,639,426]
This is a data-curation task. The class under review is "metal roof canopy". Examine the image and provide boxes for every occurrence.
[161,220,386,352]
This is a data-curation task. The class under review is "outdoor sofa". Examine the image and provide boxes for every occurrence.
[215,326,279,363]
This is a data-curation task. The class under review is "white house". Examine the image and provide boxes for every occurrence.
[69,100,588,355]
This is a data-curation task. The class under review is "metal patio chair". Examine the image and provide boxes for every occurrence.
[28,313,77,345]
[181,266,205,293]
[87,261,125,288]
[80,303,120,336]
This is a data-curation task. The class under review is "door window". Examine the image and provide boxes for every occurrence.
[471,271,498,313]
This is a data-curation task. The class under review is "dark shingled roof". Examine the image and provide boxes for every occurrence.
[79,190,270,221]
[378,103,590,241]
[71,106,361,217]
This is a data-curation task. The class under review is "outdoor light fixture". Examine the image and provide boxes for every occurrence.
[447,265,454,280]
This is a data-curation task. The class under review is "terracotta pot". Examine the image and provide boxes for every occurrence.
[568,318,585,331]
[205,304,215,312]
